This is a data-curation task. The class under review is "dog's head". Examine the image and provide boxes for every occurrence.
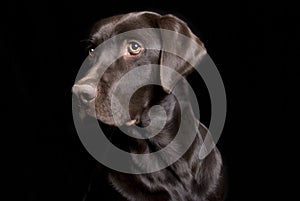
[72,11,206,126]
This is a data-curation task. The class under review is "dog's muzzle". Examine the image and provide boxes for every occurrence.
[72,84,97,103]
[72,83,137,126]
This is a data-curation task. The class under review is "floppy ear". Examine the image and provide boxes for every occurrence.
[158,14,207,94]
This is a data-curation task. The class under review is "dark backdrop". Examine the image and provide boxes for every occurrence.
[4,1,296,201]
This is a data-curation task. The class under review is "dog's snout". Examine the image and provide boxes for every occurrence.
[72,84,97,102]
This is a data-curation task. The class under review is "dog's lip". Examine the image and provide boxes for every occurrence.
[125,119,137,126]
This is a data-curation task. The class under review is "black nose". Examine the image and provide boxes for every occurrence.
[72,84,97,102]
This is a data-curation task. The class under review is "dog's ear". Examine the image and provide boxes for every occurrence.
[158,14,206,94]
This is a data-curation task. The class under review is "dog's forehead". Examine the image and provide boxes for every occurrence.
[90,12,161,44]
[90,14,123,41]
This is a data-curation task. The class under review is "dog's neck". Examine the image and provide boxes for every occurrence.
[102,86,223,201]
[106,82,201,157]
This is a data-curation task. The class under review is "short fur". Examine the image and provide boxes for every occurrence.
[74,11,225,201]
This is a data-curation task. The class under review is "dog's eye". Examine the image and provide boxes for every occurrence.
[89,48,95,57]
[128,41,142,55]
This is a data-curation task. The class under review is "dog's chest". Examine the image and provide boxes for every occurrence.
[108,168,201,201]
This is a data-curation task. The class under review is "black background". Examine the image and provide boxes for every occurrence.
[4,1,297,201]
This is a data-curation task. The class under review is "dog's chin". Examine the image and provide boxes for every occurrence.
[96,113,137,127]
[77,103,137,127]
[79,107,137,127]
[97,115,118,127]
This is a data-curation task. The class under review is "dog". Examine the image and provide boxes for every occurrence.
[72,11,225,201]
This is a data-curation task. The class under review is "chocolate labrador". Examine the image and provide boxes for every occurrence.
[72,11,225,201]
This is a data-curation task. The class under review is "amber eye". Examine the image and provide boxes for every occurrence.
[128,41,142,55]
[89,48,95,57]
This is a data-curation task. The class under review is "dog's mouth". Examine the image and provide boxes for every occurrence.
[125,119,137,126]
[97,115,138,127]
[76,101,139,127]
[73,84,143,127]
